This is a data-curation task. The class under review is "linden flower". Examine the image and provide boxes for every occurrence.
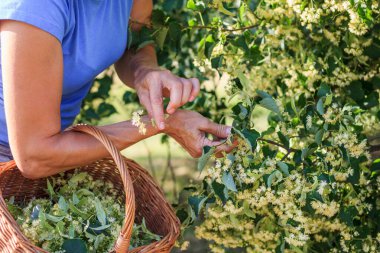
[132,109,147,135]
[311,201,340,218]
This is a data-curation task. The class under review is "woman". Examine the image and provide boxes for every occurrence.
[0,0,233,178]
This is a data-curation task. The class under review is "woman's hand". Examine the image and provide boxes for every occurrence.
[163,110,235,158]
[134,67,200,130]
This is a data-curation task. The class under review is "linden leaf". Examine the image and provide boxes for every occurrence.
[222,172,237,192]
[197,146,216,172]
[316,98,324,115]
[94,198,107,226]
[62,239,87,253]
[259,97,281,115]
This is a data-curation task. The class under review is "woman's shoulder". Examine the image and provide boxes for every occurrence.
[0,0,71,43]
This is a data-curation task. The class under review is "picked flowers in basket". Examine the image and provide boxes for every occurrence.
[6,170,161,253]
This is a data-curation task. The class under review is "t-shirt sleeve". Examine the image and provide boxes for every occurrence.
[0,0,68,43]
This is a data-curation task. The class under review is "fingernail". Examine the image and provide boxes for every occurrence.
[167,108,174,114]
[189,96,195,102]
[159,122,165,130]
[226,127,232,135]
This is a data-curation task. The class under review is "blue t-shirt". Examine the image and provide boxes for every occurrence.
[0,0,133,147]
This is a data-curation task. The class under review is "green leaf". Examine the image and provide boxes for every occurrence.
[69,203,89,219]
[58,196,68,212]
[188,196,208,216]
[232,103,249,120]
[261,127,275,137]
[72,193,80,205]
[259,97,281,115]
[94,198,107,226]
[155,27,169,50]
[324,94,333,106]
[222,172,237,192]
[371,158,380,172]
[197,146,215,171]
[217,1,235,16]
[205,34,216,59]
[315,129,324,145]
[77,189,94,196]
[237,71,250,87]
[266,170,283,188]
[317,83,331,97]
[69,172,87,184]
[316,98,324,115]
[256,90,272,99]
[97,103,117,118]
[47,179,55,198]
[62,239,87,253]
[187,0,199,11]
[168,22,182,43]
[211,181,228,203]
[277,132,290,149]
[243,200,256,218]
[339,206,358,226]
[45,214,65,223]
[211,55,223,69]
[240,129,260,151]
[90,224,112,231]
[277,162,289,176]
[69,224,75,239]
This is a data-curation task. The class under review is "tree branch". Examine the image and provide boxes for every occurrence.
[258,138,296,153]
[129,19,258,33]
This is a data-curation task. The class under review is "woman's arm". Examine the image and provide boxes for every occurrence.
[1,20,161,179]
[1,21,232,180]
[114,0,200,130]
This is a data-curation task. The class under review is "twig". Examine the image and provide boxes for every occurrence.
[258,137,297,161]
[258,138,296,153]
[129,18,258,33]
[281,152,292,161]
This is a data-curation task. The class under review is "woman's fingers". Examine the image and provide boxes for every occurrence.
[138,92,154,119]
[165,78,183,114]
[180,78,193,106]
[148,80,166,129]
[214,141,239,158]
[189,78,200,102]
[200,120,232,139]
[202,136,237,158]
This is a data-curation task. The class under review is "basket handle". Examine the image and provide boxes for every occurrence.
[70,124,135,252]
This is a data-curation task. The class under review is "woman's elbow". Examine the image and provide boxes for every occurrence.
[17,159,47,179]
[15,150,53,179]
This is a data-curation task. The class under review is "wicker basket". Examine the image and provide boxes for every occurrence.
[0,125,180,253]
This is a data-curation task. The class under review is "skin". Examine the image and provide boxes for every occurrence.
[0,0,234,179]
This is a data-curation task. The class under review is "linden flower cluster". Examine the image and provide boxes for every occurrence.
[210,0,380,98]
[192,95,379,252]
[132,109,147,135]
[6,171,160,253]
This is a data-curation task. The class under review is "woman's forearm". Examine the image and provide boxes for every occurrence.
[18,116,160,179]
[114,45,159,88]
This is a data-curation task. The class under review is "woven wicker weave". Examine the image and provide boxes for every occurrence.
[0,125,180,253]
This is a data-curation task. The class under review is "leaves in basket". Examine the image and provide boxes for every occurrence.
[62,239,87,253]
[5,170,161,252]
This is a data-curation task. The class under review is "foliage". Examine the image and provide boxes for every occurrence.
[6,171,160,253]
[182,91,380,253]
[141,0,380,252]
[76,0,380,252]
